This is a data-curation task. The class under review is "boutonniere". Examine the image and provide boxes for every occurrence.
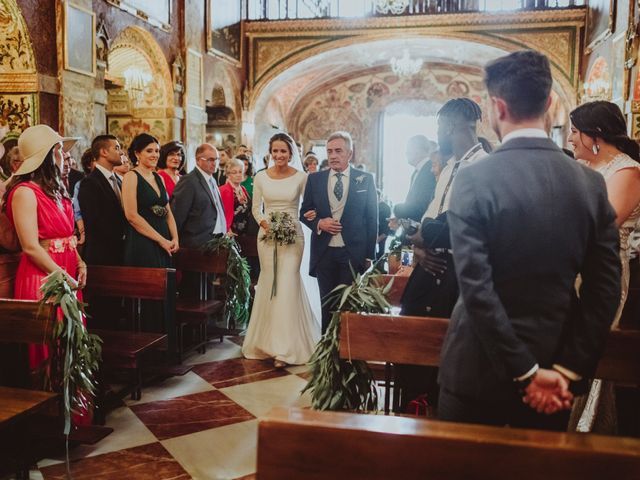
[355,175,365,184]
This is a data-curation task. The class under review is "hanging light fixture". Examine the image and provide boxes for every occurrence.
[374,0,409,15]
[123,67,152,104]
[390,49,423,78]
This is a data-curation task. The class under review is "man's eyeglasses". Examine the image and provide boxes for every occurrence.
[198,156,220,163]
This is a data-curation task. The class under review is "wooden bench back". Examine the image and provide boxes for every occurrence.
[257,407,640,479]
[0,299,55,345]
[0,254,20,298]
[84,265,176,300]
[173,248,227,274]
[373,274,409,308]
[339,312,640,385]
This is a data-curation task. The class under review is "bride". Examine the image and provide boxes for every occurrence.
[242,132,320,367]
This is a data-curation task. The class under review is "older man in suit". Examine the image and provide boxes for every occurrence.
[300,131,378,333]
[438,50,621,431]
[171,143,226,248]
[78,134,126,266]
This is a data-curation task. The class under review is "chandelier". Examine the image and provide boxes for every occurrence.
[390,49,423,78]
[374,0,409,14]
[123,67,152,104]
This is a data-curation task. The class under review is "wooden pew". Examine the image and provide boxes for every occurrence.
[373,274,409,308]
[339,312,640,386]
[173,248,225,359]
[257,406,640,479]
[83,265,176,401]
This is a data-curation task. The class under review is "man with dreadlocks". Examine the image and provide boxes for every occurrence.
[395,98,486,412]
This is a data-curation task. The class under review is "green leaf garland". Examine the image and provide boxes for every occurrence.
[39,270,102,436]
[302,262,392,412]
[202,236,252,329]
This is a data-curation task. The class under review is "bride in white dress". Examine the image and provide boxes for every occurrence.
[242,133,320,367]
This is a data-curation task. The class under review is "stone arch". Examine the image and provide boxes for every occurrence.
[105,26,175,147]
[205,64,241,148]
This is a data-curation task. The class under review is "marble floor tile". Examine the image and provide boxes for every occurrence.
[227,335,245,347]
[220,374,312,418]
[184,338,243,366]
[192,357,289,389]
[40,442,190,480]
[38,406,158,467]
[125,371,216,406]
[162,419,258,480]
[130,390,255,440]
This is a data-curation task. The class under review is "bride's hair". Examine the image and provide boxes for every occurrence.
[269,133,295,161]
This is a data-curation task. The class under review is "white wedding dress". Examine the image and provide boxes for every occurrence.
[242,170,320,365]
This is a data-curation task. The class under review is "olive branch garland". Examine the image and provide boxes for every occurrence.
[201,236,252,329]
[302,262,392,411]
[39,270,102,436]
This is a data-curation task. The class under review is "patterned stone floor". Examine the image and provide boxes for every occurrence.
[33,336,312,480]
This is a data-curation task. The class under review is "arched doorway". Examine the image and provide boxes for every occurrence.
[0,0,38,161]
[206,84,238,149]
[105,26,175,150]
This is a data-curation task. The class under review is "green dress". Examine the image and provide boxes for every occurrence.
[124,170,171,268]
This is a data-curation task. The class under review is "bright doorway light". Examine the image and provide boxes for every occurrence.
[381,112,438,207]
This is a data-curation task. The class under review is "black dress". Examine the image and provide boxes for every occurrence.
[124,171,171,268]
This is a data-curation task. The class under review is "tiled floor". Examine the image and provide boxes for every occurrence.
[35,336,312,480]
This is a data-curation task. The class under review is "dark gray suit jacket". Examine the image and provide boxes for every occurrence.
[393,160,437,221]
[300,167,378,277]
[170,168,222,248]
[438,137,621,401]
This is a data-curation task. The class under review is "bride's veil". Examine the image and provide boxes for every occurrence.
[267,131,304,172]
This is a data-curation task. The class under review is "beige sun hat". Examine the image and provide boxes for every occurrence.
[15,125,79,176]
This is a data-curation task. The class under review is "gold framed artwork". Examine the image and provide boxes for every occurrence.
[611,32,627,108]
[206,0,242,66]
[585,0,616,54]
[63,2,96,77]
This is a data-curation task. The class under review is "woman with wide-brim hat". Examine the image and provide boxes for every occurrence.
[2,125,90,396]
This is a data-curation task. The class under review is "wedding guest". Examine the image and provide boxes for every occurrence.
[215,145,231,186]
[237,153,254,197]
[393,135,438,222]
[319,159,329,171]
[567,100,640,433]
[114,150,131,180]
[157,141,185,199]
[78,135,126,266]
[1,146,23,180]
[220,157,253,234]
[171,143,226,248]
[478,136,494,153]
[2,125,87,376]
[438,50,620,431]
[303,153,319,173]
[72,148,96,249]
[122,133,178,268]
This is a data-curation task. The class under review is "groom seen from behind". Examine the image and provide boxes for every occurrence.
[437,50,621,431]
[301,131,378,333]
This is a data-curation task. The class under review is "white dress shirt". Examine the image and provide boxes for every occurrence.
[196,165,227,234]
[327,167,351,247]
[501,128,548,144]
[423,143,487,220]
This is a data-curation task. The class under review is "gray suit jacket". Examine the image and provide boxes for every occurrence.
[438,137,621,401]
[170,168,222,248]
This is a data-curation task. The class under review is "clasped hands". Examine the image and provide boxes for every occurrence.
[407,231,447,276]
[522,368,573,415]
[302,210,343,236]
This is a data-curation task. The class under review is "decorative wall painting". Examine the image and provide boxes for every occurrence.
[585,0,616,53]
[64,2,96,77]
[206,0,242,66]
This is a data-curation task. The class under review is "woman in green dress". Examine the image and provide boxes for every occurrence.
[122,133,179,268]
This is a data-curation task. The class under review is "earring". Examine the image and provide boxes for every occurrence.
[592,143,600,155]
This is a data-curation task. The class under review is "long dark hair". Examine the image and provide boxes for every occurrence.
[128,133,159,166]
[2,146,68,210]
[158,141,185,170]
[570,101,640,162]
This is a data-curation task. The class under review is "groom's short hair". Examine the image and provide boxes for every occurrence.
[485,50,552,121]
[327,131,353,152]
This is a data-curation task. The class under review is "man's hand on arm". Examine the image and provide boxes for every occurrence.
[318,217,342,235]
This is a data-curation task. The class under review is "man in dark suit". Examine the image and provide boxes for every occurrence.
[171,143,226,249]
[438,50,621,431]
[300,131,378,333]
[78,134,127,266]
[393,135,437,222]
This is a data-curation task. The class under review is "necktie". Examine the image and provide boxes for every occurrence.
[209,178,226,234]
[109,174,121,202]
[334,172,344,201]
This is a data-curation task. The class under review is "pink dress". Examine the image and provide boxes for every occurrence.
[6,182,82,368]
[157,170,178,199]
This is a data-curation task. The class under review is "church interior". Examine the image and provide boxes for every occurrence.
[1,0,640,479]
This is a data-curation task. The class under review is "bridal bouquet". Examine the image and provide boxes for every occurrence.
[261,211,297,298]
